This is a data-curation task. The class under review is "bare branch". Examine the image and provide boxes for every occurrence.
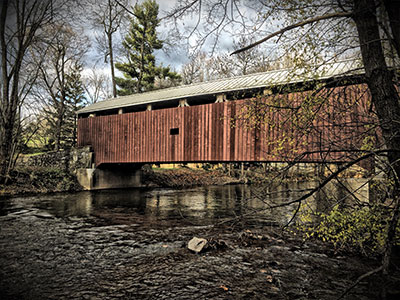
[231,11,353,55]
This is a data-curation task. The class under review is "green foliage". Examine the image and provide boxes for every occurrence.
[115,0,180,95]
[294,203,400,255]
[63,63,87,148]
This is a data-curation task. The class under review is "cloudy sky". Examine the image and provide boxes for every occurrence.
[118,0,269,70]
[83,0,277,83]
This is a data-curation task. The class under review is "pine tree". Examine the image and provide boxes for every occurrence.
[115,0,180,95]
[63,63,86,148]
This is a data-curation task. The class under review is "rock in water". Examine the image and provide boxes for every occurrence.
[188,237,208,253]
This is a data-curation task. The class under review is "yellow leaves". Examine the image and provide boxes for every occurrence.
[219,285,229,291]
[294,203,396,254]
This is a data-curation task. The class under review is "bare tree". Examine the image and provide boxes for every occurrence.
[231,35,271,75]
[83,65,112,104]
[32,24,88,151]
[0,0,65,182]
[181,52,214,84]
[88,0,128,98]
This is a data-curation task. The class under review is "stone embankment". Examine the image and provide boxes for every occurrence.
[1,147,93,196]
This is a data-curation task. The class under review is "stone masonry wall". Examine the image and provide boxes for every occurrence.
[17,146,93,172]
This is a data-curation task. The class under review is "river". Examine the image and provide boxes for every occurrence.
[0,179,370,223]
[1,180,384,300]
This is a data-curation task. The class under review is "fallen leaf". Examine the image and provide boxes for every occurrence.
[260,269,267,273]
[266,275,273,283]
[162,245,168,248]
[220,285,229,291]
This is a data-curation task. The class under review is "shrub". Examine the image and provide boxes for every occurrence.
[294,203,400,255]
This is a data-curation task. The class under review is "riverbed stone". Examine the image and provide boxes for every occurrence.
[187,237,208,253]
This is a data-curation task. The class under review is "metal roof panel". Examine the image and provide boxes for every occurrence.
[78,60,364,114]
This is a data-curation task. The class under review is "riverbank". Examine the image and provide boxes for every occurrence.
[0,165,244,196]
[142,167,243,188]
[0,166,82,196]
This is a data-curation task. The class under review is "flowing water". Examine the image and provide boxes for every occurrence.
[0,179,374,300]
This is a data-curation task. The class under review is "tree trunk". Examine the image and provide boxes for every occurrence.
[0,124,13,181]
[353,0,400,275]
[108,32,117,98]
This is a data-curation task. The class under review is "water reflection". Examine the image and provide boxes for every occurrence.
[0,178,371,225]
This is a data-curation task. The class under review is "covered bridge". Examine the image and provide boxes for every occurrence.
[76,60,377,189]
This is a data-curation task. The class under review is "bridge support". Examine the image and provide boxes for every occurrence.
[76,164,142,190]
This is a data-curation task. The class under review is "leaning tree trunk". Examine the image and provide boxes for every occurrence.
[353,0,400,275]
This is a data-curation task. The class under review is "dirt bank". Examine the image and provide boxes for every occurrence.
[142,167,243,188]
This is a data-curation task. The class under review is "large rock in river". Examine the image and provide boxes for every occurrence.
[188,237,208,253]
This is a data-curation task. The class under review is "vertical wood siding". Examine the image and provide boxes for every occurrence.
[77,84,378,166]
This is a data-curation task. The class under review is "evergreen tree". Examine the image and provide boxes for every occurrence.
[63,63,86,148]
[115,0,180,95]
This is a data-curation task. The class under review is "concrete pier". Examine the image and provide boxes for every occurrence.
[76,164,142,190]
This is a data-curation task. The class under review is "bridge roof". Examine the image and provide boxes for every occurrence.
[78,60,364,115]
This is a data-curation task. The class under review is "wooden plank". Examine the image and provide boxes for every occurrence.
[179,107,182,161]
[234,102,239,161]
[117,115,120,162]
[145,111,149,162]
[229,102,236,162]
[217,103,223,160]
[149,110,153,162]
[180,107,184,161]
[204,104,209,160]
[195,106,200,161]
[183,107,188,161]
[167,108,171,162]
[134,114,138,162]
[174,107,178,161]
[112,115,116,162]
[156,109,160,162]
[222,103,228,161]
[140,112,144,163]
[163,109,168,162]
[191,107,195,161]
[239,102,244,161]
[218,103,223,160]
[128,114,132,162]
[200,105,204,161]
[211,104,216,160]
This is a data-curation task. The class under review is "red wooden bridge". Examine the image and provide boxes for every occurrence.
[78,87,377,168]
[76,62,380,189]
